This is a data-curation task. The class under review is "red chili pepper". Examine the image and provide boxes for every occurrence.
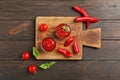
[73,6,88,17]
[75,16,98,29]
[64,36,75,47]
[57,48,72,58]
[75,16,98,23]
[73,5,99,29]
[86,22,90,29]
[73,41,79,54]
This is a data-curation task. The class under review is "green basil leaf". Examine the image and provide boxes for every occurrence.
[40,64,48,70]
[48,61,56,68]
[33,47,40,58]
[39,61,56,70]
[62,26,70,32]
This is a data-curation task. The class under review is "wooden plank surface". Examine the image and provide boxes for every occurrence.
[0,0,119,19]
[36,17,83,60]
[0,20,120,41]
[0,0,120,80]
[35,17,101,60]
[0,40,119,61]
[0,61,120,80]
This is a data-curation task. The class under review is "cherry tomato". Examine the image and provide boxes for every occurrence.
[22,52,30,60]
[39,23,48,31]
[28,64,37,74]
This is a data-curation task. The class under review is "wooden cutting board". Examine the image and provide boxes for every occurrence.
[35,17,101,60]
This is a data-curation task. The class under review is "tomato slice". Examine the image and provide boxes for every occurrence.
[42,37,56,51]
[56,23,71,39]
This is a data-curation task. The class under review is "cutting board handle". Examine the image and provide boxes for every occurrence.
[81,28,101,48]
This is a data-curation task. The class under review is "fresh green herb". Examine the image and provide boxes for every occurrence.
[39,61,56,70]
[33,47,40,58]
[62,26,70,32]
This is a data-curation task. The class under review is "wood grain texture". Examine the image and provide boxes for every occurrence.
[0,20,119,41]
[0,40,119,61]
[35,17,101,60]
[0,41,34,61]
[0,0,119,80]
[0,0,119,19]
[81,28,101,48]
[0,20,34,41]
[36,17,83,60]
[1,61,120,80]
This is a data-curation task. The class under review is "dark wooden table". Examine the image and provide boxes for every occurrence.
[0,0,120,80]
